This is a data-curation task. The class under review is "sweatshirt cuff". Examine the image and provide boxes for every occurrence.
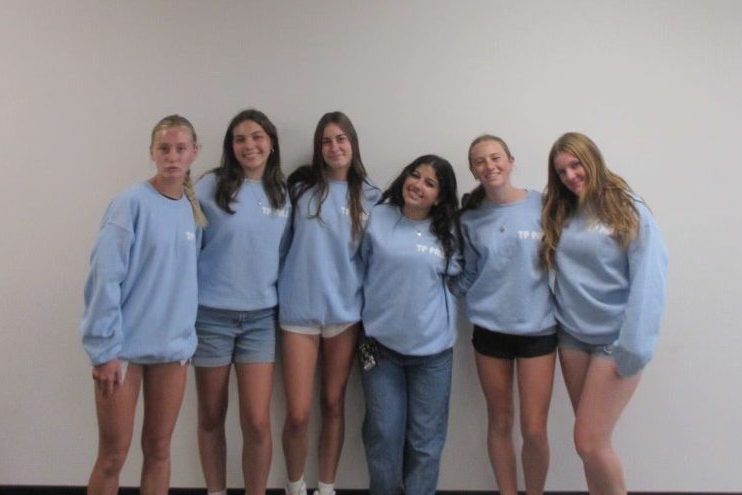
[612,345,648,377]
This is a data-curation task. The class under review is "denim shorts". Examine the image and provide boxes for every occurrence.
[472,325,557,359]
[193,305,277,366]
[557,328,614,359]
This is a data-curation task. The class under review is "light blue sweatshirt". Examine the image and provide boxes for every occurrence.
[361,204,461,356]
[278,180,380,326]
[554,198,668,376]
[196,173,291,311]
[453,190,556,335]
[80,182,200,365]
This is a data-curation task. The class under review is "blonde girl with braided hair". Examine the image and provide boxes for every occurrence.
[540,132,667,494]
[81,114,205,495]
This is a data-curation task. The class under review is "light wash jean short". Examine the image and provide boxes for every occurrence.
[193,305,277,366]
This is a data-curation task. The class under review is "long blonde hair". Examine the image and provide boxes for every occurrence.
[539,132,638,270]
[150,115,207,227]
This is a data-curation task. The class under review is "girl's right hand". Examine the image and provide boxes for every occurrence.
[92,359,125,398]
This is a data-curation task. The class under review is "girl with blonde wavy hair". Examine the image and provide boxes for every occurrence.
[81,114,205,495]
[540,132,667,494]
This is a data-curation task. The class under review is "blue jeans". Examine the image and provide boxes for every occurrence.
[361,344,453,495]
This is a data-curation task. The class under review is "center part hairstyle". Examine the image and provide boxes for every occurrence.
[539,132,639,270]
[287,111,371,239]
[213,109,286,213]
[380,154,460,261]
[460,134,514,212]
[150,114,207,227]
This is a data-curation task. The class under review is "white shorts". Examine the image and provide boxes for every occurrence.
[281,322,358,339]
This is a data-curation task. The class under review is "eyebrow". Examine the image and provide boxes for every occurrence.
[234,130,265,137]
[422,175,439,185]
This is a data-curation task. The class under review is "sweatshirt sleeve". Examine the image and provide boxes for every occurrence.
[612,205,669,376]
[80,205,135,365]
[448,222,477,297]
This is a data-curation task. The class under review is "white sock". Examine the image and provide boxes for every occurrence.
[317,480,335,495]
[286,476,306,495]
[208,490,227,495]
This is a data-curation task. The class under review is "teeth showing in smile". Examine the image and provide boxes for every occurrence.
[406,187,423,200]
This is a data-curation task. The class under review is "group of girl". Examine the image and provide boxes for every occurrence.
[80,110,668,495]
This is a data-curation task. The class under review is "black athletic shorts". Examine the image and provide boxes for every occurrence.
[472,325,557,359]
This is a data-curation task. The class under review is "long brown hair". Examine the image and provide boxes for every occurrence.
[149,114,207,227]
[289,111,372,239]
[539,132,638,269]
[212,109,286,213]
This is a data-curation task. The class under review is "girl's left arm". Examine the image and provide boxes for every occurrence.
[613,205,669,377]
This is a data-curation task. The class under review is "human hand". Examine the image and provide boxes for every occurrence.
[92,359,125,398]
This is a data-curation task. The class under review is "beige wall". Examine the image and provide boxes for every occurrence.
[1,0,740,491]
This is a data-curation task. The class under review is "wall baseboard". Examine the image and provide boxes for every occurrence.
[0,487,738,495]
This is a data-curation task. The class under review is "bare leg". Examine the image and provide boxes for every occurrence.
[281,330,320,482]
[574,358,640,495]
[139,362,188,495]
[236,362,274,495]
[195,365,231,493]
[88,364,143,495]
[558,348,591,412]
[317,324,359,484]
[516,353,556,495]
[475,352,517,495]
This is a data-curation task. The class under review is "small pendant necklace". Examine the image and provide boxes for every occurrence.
[244,179,265,207]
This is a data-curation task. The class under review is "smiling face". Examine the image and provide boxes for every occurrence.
[469,139,514,192]
[402,163,440,219]
[232,119,272,180]
[321,123,353,178]
[552,151,587,197]
[150,126,198,182]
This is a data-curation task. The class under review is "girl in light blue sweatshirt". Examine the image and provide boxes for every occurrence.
[360,155,460,495]
[453,135,556,495]
[278,112,380,495]
[194,109,290,495]
[80,115,206,495]
[540,132,668,494]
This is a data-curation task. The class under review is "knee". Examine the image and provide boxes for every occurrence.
[198,403,228,433]
[521,422,549,450]
[488,409,514,437]
[573,424,610,463]
[141,436,172,464]
[242,413,271,443]
[284,408,310,434]
[320,391,346,421]
[96,446,129,477]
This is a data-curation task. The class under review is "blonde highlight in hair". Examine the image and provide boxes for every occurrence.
[184,171,207,227]
[150,114,207,227]
[540,132,638,270]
